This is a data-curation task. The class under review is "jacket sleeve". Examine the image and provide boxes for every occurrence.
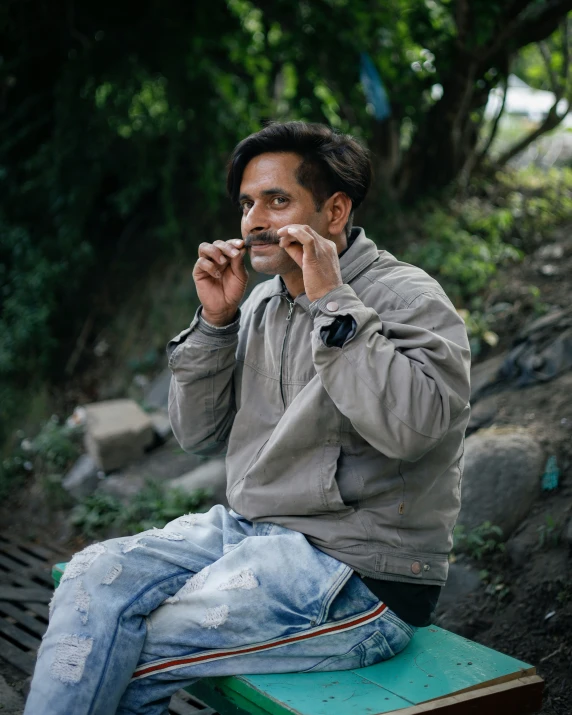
[166,308,240,456]
[310,283,471,462]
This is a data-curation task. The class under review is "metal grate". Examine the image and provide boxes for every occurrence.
[0,534,216,714]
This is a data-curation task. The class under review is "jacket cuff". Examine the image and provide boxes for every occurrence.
[310,284,377,346]
[197,308,241,336]
[166,306,241,363]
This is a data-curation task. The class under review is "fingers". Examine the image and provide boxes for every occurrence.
[199,239,243,264]
[195,256,222,280]
[277,225,322,258]
[196,239,245,279]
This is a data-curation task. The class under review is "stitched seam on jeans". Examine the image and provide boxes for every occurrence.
[88,569,190,713]
[131,601,389,680]
[316,565,353,625]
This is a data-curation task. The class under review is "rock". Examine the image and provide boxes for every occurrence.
[470,353,507,401]
[467,395,498,433]
[458,427,544,539]
[97,440,202,503]
[61,454,102,500]
[144,368,172,412]
[539,264,560,277]
[98,473,146,502]
[167,459,228,508]
[438,563,482,611]
[83,399,155,472]
[148,410,172,443]
[536,243,565,260]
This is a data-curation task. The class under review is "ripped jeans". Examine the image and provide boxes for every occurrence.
[25,505,415,715]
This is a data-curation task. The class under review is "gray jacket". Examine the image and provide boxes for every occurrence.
[167,229,471,586]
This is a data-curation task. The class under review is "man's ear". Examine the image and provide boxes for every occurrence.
[326,192,352,236]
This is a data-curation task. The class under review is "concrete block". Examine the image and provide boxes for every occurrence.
[62,454,102,500]
[84,399,154,472]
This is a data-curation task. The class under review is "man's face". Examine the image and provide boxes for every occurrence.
[239,152,329,275]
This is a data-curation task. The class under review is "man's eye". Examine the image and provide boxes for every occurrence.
[240,202,252,213]
[272,197,287,206]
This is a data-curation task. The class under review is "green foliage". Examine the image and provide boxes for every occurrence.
[29,417,82,474]
[537,515,561,549]
[453,522,505,561]
[402,200,522,305]
[496,167,572,250]
[483,573,512,602]
[512,22,571,93]
[70,481,211,539]
[395,164,572,357]
[1,1,571,445]
[0,445,31,501]
[0,415,82,500]
[557,583,572,605]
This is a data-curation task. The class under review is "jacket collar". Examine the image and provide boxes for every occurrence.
[257,228,379,312]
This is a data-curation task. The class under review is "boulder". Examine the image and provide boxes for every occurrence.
[148,410,172,443]
[97,440,202,503]
[98,473,147,502]
[470,353,507,402]
[458,427,544,539]
[144,368,172,412]
[167,459,228,508]
[61,454,102,500]
[467,395,498,433]
[83,399,154,472]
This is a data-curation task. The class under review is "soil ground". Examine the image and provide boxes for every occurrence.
[1,230,571,714]
[435,227,572,715]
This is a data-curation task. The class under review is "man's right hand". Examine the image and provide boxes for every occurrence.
[193,239,248,326]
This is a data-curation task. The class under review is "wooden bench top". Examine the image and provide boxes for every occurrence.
[189,626,543,714]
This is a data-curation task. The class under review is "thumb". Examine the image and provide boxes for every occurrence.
[229,248,248,280]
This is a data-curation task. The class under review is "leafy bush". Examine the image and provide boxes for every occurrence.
[537,515,561,549]
[29,417,82,474]
[401,199,522,306]
[71,481,211,539]
[452,522,505,561]
[0,415,82,500]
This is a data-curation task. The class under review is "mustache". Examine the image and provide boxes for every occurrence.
[244,230,281,247]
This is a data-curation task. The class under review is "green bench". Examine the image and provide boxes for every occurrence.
[52,563,543,714]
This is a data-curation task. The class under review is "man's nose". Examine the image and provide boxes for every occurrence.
[242,202,269,235]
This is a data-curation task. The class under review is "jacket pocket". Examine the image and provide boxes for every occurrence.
[243,440,353,517]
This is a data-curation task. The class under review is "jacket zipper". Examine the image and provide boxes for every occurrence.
[279,298,295,408]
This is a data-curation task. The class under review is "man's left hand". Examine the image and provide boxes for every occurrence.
[277,224,343,303]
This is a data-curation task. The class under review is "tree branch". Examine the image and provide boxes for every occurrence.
[455,0,471,49]
[539,41,561,93]
[495,104,564,166]
[510,0,572,49]
[495,16,572,168]
[483,0,572,61]
[476,74,509,167]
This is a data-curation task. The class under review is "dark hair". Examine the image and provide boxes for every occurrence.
[227,121,372,235]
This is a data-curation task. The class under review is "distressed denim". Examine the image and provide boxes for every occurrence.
[25,506,415,715]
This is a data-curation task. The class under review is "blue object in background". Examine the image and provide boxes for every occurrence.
[360,53,391,121]
[541,455,560,491]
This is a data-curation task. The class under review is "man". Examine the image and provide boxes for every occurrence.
[25,122,470,714]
